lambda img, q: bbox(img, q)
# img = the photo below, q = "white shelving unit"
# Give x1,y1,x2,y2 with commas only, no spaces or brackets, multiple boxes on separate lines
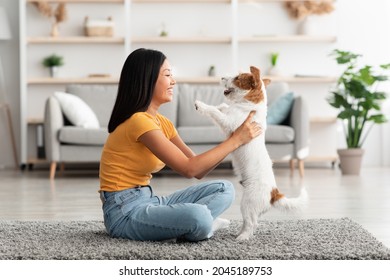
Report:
27,36,126,44
239,35,337,43
19,0,337,167
19,0,130,167
132,36,232,44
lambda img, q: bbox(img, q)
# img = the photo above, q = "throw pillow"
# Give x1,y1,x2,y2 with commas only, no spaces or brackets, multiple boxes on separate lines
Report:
53,91,100,129
267,92,294,125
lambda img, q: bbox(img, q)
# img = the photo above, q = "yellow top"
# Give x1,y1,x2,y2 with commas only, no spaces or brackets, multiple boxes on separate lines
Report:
99,112,177,192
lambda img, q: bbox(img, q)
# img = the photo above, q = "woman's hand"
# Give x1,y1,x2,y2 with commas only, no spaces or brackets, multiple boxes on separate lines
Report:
230,111,262,147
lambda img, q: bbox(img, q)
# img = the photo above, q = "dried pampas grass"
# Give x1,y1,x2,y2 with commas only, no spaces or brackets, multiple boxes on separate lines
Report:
32,1,68,36
284,1,335,20
32,2,53,18
32,1,67,23
55,3,67,23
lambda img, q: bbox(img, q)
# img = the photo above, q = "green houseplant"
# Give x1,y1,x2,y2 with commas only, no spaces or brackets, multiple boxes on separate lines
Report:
42,54,64,77
267,52,281,76
327,49,390,174
271,52,279,67
208,65,216,77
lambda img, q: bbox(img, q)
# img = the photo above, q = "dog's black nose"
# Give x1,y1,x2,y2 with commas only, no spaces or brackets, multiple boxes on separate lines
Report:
224,89,232,95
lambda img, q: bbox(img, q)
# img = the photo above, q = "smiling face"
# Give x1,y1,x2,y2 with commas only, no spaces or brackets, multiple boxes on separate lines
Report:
221,66,271,104
152,59,176,105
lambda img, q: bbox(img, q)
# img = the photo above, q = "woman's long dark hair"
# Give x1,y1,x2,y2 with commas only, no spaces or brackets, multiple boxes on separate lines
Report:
108,48,166,133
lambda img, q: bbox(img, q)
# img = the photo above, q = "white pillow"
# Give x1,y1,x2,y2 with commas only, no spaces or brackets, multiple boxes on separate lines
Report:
53,91,100,129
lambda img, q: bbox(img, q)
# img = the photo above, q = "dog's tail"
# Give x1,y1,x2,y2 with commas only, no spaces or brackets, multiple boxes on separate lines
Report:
270,188,308,212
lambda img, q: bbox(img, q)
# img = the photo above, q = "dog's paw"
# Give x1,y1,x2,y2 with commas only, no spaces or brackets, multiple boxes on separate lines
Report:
194,100,208,114
236,232,251,241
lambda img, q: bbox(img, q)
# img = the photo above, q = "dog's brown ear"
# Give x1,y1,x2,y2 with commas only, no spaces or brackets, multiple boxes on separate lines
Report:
263,78,271,86
250,66,260,88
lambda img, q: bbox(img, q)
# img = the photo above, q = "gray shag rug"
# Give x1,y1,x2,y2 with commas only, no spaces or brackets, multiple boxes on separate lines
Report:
1,218,389,260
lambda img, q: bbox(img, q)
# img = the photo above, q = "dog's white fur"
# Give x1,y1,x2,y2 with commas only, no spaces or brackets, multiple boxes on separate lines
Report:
195,66,308,240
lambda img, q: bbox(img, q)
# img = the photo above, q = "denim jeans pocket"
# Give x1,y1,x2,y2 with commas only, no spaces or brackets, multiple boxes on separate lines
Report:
115,188,141,215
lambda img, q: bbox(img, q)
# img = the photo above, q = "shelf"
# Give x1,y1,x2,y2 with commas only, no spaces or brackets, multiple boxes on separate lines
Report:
28,77,119,85
133,36,336,45
133,0,231,3
133,0,333,2
310,117,337,124
132,36,231,44
27,37,125,44
240,35,337,43
270,76,337,83
24,1,333,6
239,0,334,2
26,0,124,3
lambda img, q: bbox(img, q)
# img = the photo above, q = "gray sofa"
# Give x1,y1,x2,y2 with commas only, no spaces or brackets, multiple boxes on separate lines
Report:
44,82,309,179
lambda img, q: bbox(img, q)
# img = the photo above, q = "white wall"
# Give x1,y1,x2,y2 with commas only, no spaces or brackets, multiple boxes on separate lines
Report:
334,0,390,166
1,0,390,168
0,0,19,169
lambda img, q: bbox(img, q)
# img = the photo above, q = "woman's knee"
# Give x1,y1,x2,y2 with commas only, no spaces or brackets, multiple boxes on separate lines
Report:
183,204,213,241
217,179,235,204
222,179,235,195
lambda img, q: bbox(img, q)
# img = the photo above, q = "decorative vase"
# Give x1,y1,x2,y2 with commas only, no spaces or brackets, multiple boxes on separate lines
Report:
267,66,281,76
51,22,59,37
297,16,316,35
50,66,59,78
337,148,364,175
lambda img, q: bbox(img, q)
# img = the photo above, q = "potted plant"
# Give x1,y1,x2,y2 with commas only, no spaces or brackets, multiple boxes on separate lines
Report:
267,52,281,76
42,54,64,77
159,22,168,37
208,65,216,77
327,49,390,175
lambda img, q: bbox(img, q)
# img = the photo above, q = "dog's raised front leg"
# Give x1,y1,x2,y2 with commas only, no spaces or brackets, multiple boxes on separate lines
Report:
194,100,229,129
216,103,229,112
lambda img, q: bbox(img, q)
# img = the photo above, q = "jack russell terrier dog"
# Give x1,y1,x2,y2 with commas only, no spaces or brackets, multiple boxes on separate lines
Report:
195,66,308,240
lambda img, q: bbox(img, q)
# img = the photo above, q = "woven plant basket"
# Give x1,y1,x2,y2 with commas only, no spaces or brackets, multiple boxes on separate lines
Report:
84,16,114,37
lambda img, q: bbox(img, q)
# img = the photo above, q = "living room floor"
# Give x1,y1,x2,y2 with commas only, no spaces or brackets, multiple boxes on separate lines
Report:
0,166,389,248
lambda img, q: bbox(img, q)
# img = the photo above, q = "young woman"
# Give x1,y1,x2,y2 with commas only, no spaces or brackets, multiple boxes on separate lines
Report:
99,48,261,242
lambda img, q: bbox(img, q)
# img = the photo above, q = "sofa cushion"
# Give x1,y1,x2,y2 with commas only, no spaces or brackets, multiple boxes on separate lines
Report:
266,82,290,105
177,84,225,127
267,92,294,125
54,91,100,129
66,84,118,128
177,126,225,144
58,127,108,145
265,125,294,143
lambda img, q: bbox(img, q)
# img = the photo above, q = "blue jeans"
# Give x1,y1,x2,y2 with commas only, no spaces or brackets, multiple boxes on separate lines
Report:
100,180,235,241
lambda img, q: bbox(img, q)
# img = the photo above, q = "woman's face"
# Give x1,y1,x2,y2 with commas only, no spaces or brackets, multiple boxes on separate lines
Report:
152,59,176,105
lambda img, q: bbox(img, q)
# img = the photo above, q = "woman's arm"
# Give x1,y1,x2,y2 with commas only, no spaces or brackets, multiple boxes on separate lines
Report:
170,134,196,159
169,134,223,179
139,111,261,179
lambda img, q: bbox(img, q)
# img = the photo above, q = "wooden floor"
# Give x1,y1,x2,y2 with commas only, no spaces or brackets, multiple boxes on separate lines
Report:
0,166,389,248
